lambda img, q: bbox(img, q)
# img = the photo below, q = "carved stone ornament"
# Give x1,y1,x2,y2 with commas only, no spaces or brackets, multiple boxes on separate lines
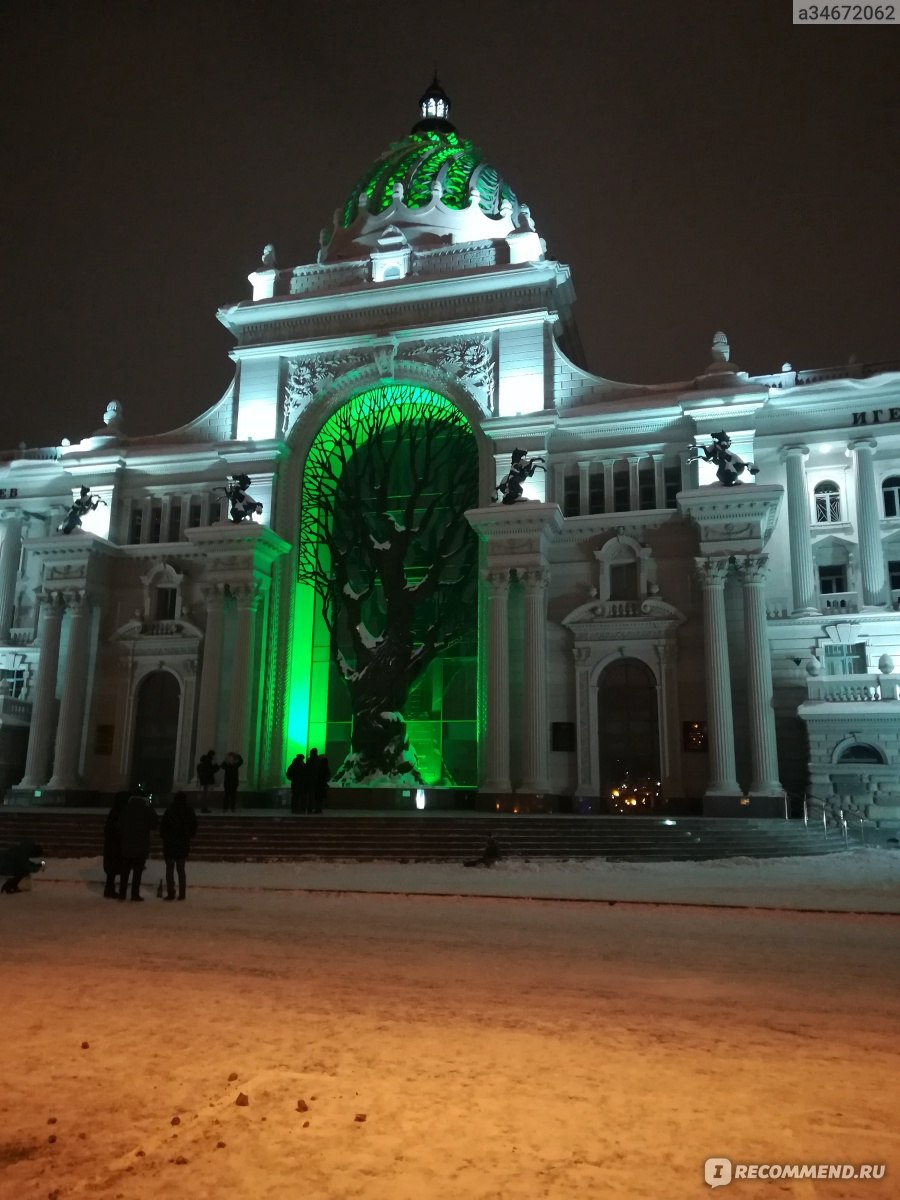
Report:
402,336,495,415
283,352,369,435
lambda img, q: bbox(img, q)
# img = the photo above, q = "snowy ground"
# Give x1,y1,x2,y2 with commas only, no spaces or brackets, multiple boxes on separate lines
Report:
1,853,899,1199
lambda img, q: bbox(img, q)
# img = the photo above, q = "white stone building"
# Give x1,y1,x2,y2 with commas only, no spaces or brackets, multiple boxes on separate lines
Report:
1,82,899,826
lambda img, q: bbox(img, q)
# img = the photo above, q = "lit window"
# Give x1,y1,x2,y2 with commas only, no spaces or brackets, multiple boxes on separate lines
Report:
882,475,900,518
814,480,841,523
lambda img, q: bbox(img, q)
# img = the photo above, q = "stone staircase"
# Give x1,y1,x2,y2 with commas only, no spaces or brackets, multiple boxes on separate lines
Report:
0,809,854,863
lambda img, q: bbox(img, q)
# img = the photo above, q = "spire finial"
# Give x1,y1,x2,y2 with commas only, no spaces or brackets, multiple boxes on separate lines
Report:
412,76,455,134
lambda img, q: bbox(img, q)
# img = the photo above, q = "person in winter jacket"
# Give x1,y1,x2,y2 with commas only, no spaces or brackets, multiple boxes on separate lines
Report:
196,750,220,807
118,792,158,901
286,753,309,814
103,792,128,898
1,840,45,893
221,752,243,813
160,791,198,901
307,748,330,814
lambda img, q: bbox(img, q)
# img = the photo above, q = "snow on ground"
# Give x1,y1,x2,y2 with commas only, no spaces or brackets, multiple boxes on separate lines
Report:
40,846,900,912
1,855,899,1199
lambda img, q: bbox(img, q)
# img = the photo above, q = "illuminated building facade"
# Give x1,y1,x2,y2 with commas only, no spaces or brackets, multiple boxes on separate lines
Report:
2,82,900,827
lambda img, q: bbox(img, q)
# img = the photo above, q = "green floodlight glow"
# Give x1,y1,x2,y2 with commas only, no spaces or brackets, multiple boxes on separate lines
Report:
291,383,479,787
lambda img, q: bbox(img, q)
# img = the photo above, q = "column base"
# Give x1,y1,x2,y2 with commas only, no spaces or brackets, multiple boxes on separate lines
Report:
791,606,820,617
703,793,787,818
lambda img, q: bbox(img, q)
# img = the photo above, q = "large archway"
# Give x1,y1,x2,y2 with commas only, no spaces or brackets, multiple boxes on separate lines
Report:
597,658,660,811
291,383,480,788
130,671,181,795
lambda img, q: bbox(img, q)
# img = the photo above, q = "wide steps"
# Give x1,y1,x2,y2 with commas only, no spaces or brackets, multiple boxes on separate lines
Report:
0,810,850,863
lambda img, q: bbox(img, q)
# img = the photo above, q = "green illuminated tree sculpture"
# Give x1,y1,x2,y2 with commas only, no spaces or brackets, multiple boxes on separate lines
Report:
299,385,479,785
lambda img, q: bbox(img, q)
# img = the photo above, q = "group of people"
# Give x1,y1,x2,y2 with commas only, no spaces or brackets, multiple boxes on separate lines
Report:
196,750,244,812
103,790,197,901
285,748,331,814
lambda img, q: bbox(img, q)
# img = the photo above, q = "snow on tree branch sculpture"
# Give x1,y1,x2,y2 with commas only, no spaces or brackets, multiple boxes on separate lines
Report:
298,385,478,785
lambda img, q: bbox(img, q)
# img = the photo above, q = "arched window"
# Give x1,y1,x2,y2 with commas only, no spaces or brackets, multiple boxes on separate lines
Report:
814,480,841,523
837,743,884,765
882,475,900,518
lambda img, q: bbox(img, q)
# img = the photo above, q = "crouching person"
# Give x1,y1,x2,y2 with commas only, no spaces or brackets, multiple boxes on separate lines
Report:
1,841,45,893
463,834,503,869
160,791,197,901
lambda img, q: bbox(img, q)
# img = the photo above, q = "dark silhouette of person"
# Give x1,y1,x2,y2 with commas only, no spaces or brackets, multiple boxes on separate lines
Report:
286,753,308,814
160,791,198,900
102,792,128,898
222,752,243,813
1,840,44,893
118,792,158,901
196,750,220,809
307,748,330,814
464,833,503,868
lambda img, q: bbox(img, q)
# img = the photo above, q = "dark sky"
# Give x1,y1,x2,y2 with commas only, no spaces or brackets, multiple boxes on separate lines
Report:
2,1,898,449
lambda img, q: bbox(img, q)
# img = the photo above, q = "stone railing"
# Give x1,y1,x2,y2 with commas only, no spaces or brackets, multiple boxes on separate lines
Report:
0,694,32,724
806,673,883,702
819,591,859,615
5,628,33,646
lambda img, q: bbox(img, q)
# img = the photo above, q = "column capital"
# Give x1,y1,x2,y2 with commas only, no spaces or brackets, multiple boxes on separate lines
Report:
780,443,810,462
481,568,510,594
734,553,769,585
572,646,591,664
201,582,226,609
849,437,877,453
232,580,266,610
36,588,66,615
519,567,550,593
62,588,90,613
694,556,730,588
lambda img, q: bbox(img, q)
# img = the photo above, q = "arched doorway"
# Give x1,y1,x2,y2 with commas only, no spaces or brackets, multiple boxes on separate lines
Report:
130,671,181,795
597,658,660,811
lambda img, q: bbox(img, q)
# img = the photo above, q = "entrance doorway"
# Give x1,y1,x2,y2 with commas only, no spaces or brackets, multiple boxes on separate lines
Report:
597,658,660,811
130,670,180,795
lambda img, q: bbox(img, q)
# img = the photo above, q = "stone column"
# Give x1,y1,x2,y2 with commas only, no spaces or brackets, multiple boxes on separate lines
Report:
226,582,263,771
573,647,593,795
628,456,641,511
694,557,740,797
482,569,511,792
603,461,615,514
520,568,551,793
735,555,783,796
0,514,22,641
46,591,92,791
655,642,680,796
578,460,591,517
19,592,65,789
653,455,666,510
850,438,887,607
552,464,565,509
781,445,818,614
194,585,225,771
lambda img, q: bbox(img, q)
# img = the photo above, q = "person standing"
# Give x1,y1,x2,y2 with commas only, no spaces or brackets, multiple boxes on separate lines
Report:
307,747,331,814
222,751,243,813
118,791,158,902
160,791,198,901
1,841,44,893
286,753,307,814
102,792,128,898
196,750,220,809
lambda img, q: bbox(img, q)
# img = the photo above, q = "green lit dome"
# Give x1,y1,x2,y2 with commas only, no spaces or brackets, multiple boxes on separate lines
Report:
338,128,519,230
319,81,536,264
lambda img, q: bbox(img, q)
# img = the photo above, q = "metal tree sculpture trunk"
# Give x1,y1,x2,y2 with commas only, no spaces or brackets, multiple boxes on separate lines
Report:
298,385,479,786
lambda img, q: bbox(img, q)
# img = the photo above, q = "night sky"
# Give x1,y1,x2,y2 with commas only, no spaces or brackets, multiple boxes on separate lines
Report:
3,1,898,450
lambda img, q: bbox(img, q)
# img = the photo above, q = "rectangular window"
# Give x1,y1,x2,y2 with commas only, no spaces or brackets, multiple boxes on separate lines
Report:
664,462,681,509
94,725,114,755
155,587,177,621
818,564,847,594
889,561,900,590
148,502,163,543
609,562,638,601
551,722,576,751
683,722,707,752
187,497,203,528
167,499,182,543
563,475,580,518
128,505,143,545
613,464,630,513
638,462,656,510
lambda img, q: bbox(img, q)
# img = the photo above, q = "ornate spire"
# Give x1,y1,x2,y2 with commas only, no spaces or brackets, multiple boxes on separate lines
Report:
412,75,455,134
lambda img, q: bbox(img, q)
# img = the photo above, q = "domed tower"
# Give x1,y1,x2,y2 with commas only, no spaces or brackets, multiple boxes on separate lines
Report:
319,79,543,267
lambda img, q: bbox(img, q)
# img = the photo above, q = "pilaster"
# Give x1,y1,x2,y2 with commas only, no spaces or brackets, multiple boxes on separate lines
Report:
849,438,887,608
45,590,93,791
519,567,551,793
735,554,783,797
780,445,818,614
481,569,512,792
694,557,740,798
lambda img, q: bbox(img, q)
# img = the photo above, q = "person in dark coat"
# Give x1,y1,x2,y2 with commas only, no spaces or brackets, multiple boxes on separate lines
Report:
118,792,158,901
102,792,128,898
307,748,330,814
1,840,45,893
464,833,503,869
196,750,220,808
286,753,308,814
221,752,243,813
160,791,198,901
